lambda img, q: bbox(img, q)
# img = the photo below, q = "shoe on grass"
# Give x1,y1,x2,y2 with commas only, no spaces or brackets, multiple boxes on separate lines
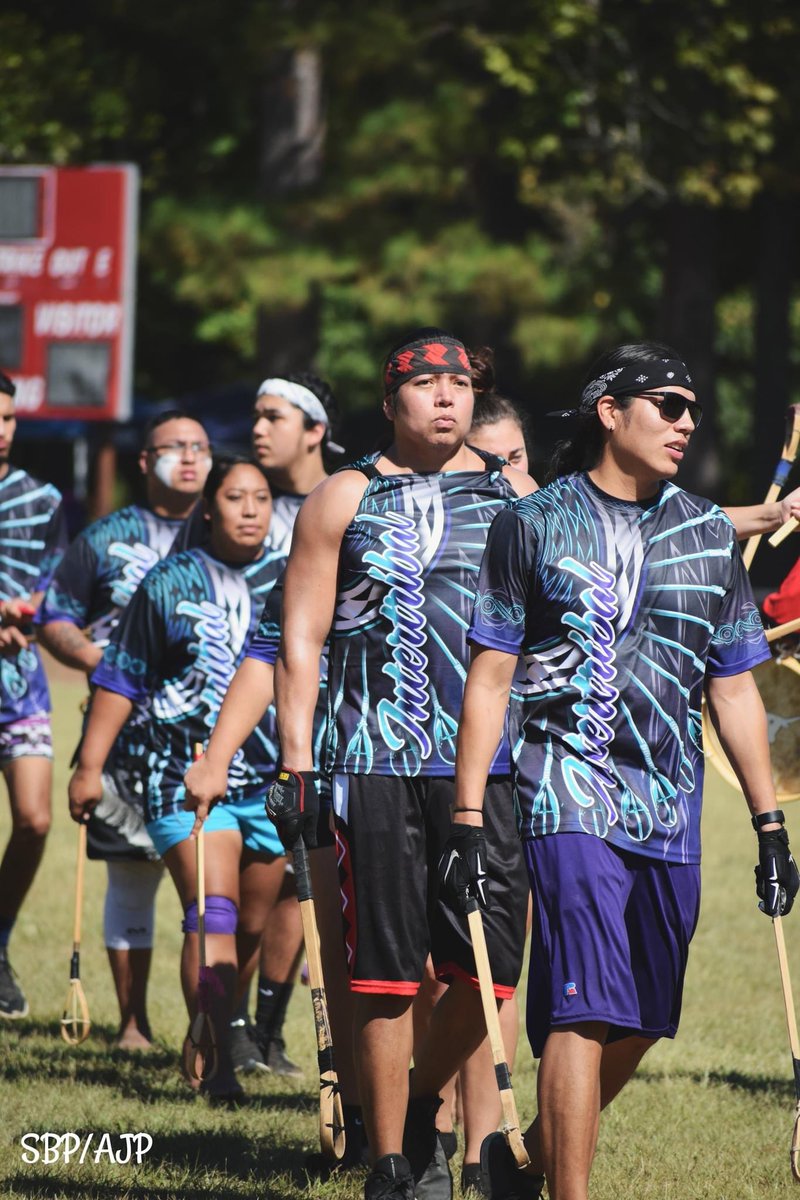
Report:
403,1094,452,1200
262,1034,303,1078
461,1161,489,1197
364,1153,415,1200
0,948,29,1019
478,1132,545,1200
229,1018,268,1073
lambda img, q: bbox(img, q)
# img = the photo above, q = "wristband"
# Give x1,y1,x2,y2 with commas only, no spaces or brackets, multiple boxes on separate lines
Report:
453,807,483,814
752,809,785,831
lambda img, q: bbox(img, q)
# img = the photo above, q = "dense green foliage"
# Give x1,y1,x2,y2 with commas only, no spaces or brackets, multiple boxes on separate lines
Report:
2,1,800,496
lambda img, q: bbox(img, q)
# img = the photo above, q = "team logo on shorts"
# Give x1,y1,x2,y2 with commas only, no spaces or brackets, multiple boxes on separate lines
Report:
563,981,578,997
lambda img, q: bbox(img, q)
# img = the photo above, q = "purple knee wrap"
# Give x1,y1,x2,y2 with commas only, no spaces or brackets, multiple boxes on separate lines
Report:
181,896,238,935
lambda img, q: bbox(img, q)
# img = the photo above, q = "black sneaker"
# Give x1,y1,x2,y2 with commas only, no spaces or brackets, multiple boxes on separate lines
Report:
461,1162,489,1197
364,1153,415,1200
229,1019,268,1073
439,1130,458,1160
403,1095,452,1200
262,1034,304,1079
0,948,28,1019
479,1132,545,1200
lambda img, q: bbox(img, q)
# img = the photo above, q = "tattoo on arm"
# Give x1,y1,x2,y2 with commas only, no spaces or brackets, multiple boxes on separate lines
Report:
40,622,100,673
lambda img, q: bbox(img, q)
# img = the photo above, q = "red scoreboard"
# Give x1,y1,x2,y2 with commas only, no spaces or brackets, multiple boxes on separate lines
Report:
0,164,138,421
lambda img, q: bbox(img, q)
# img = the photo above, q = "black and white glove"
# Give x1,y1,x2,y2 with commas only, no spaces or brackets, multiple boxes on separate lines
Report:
754,817,800,917
266,768,320,852
437,824,490,916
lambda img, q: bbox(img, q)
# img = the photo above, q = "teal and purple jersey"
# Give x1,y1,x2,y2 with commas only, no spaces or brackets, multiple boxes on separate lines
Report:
92,546,287,820
469,472,771,864
326,450,516,778
37,505,184,648
0,468,66,724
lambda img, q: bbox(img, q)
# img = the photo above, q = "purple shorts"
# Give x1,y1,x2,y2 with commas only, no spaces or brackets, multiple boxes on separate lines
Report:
0,713,53,764
524,833,701,1057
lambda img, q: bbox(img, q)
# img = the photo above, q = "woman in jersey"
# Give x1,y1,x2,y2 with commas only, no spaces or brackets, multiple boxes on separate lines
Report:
68,457,288,1099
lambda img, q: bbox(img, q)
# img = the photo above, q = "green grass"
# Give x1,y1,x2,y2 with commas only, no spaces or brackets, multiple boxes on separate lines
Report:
1,674,799,1197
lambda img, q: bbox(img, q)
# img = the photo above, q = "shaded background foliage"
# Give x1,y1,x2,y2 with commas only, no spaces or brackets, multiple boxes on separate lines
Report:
2,0,800,575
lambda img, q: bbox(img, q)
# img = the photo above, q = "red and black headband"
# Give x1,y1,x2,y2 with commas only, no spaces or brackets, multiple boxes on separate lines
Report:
384,336,472,395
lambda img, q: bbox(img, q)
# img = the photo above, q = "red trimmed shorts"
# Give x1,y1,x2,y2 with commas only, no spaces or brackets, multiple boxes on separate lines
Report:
332,773,528,998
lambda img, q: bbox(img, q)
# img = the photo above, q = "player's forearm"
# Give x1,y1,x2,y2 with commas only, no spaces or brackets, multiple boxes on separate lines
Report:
204,656,275,766
706,673,779,820
454,649,515,824
76,688,133,770
275,644,322,770
39,620,102,674
723,503,782,540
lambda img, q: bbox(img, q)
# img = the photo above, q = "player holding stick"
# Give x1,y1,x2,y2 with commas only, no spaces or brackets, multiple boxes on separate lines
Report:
270,329,535,1200
0,370,68,1019
37,410,211,1049
68,458,288,1099
442,341,800,1200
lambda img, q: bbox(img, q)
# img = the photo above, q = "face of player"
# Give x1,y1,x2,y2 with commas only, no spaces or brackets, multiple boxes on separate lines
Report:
141,418,212,498
207,462,272,562
252,394,323,474
469,416,528,473
609,387,696,484
0,392,17,476
384,372,474,450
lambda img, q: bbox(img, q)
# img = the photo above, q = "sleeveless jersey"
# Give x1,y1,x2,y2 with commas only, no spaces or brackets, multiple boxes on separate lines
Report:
468,472,771,864
0,468,66,724
92,546,286,819
326,450,516,777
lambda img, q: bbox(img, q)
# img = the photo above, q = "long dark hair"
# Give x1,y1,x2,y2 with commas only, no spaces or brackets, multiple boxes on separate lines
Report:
547,341,682,481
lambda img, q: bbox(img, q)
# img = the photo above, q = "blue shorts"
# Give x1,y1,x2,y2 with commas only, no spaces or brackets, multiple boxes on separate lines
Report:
147,794,284,859
524,833,701,1057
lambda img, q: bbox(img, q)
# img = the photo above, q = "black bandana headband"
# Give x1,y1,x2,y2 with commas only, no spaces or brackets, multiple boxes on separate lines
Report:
549,358,694,419
384,336,471,394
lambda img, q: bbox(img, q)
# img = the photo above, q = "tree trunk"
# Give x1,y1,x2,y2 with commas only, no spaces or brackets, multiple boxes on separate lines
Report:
260,46,325,195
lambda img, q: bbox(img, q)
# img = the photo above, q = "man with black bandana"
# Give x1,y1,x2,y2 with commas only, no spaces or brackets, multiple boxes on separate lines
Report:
444,341,799,1200
269,330,535,1200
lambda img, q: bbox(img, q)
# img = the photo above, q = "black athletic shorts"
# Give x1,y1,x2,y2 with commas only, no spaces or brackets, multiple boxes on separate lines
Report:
332,773,528,998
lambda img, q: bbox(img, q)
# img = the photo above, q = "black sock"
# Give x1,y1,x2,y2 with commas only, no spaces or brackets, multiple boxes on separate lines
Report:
255,976,293,1042
231,981,251,1024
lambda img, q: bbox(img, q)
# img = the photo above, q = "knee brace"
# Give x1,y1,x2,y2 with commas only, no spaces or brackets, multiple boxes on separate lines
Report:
182,896,238,935
104,859,165,950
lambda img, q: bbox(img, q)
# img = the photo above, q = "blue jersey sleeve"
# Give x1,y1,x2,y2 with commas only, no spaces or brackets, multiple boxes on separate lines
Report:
468,507,535,655
91,580,163,704
706,542,771,677
36,533,98,628
35,499,69,592
246,571,283,665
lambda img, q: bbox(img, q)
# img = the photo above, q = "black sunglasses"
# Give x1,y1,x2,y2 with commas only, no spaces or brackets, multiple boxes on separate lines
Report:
638,391,703,429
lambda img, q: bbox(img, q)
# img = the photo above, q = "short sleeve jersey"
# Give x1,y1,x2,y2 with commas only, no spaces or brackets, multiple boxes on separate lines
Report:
92,546,287,819
0,468,66,724
37,505,184,648
326,450,517,778
468,472,771,864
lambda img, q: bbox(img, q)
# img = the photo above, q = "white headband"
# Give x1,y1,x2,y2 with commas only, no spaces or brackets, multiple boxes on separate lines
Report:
256,377,329,425
256,377,345,454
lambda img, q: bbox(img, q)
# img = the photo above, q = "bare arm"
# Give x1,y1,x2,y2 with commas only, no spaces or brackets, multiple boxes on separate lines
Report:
68,687,133,822
453,645,518,827
185,656,275,831
39,620,103,675
502,464,539,498
705,671,781,827
724,485,800,540
275,472,366,770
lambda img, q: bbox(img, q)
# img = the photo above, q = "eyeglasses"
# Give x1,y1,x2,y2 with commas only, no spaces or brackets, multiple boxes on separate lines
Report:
146,441,211,456
639,392,703,429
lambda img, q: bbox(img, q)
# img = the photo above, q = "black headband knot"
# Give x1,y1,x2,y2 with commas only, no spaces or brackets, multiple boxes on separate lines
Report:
547,358,694,420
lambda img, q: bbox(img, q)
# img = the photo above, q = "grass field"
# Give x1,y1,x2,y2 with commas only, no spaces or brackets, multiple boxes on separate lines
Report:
1,672,799,1198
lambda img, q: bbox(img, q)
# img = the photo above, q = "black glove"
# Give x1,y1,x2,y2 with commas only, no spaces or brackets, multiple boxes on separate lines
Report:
266,768,320,852
437,823,490,916
755,827,800,917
